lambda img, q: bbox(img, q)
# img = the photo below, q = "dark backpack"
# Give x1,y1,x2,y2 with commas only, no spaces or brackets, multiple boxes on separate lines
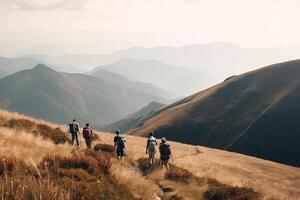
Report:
160,144,171,160
117,137,125,151
83,128,93,139
69,123,76,134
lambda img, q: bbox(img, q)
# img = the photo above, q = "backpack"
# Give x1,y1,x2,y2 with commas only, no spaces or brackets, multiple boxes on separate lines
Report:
160,144,171,160
69,123,76,134
148,137,156,153
117,136,125,151
83,128,93,139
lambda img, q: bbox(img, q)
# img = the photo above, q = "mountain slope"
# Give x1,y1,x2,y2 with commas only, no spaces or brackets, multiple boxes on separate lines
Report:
101,101,165,132
0,64,167,126
92,69,175,99
129,59,300,167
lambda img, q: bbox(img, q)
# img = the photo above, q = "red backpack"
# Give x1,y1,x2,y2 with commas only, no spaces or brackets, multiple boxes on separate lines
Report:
83,127,93,139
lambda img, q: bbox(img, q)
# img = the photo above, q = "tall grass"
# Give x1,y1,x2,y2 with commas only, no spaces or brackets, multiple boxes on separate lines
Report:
0,127,71,164
0,109,299,200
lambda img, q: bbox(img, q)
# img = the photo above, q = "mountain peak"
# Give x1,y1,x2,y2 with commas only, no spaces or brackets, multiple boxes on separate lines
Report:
33,64,56,73
34,63,50,69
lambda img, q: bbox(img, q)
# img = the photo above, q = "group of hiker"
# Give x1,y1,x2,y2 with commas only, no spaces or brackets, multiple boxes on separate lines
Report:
69,119,172,169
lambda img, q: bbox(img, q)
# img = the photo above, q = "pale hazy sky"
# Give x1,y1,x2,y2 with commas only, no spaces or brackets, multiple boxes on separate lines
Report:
0,0,300,56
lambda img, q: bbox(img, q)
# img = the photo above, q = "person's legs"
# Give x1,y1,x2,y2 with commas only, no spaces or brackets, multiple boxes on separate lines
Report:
152,152,156,165
117,150,121,160
85,139,92,149
71,133,76,145
75,133,79,146
149,152,156,166
165,160,170,170
161,160,169,170
120,150,125,164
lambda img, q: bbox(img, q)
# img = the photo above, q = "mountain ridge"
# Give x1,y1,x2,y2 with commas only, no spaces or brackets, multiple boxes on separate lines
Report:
0,64,167,126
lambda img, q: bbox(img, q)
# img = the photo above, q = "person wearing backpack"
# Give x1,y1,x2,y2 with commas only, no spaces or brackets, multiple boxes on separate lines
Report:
82,123,94,149
69,119,80,147
159,137,172,170
113,130,126,163
146,132,158,166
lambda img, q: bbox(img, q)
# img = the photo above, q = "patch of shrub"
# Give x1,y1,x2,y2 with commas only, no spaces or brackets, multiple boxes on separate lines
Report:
36,124,70,144
137,158,154,175
165,165,193,183
56,168,95,181
204,183,260,200
94,143,114,153
57,155,99,175
84,150,113,175
0,156,39,177
2,118,70,144
2,118,35,130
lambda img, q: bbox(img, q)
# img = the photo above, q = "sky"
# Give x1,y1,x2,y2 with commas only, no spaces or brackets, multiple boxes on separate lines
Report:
0,0,300,56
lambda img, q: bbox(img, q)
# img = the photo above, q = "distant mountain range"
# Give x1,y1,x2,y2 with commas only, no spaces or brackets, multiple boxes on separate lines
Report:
3,42,300,96
90,58,220,96
31,42,300,73
101,101,165,133
128,59,300,167
91,68,176,99
0,64,168,126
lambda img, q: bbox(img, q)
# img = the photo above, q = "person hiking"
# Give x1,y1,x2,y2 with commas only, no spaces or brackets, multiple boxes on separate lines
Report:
69,119,80,146
114,130,126,163
82,123,94,149
146,132,158,166
159,137,172,170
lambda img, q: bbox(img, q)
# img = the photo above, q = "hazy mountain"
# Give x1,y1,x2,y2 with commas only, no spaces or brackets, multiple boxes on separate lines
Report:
36,42,300,74
165,72,221,96
129,59,300,167
101,101,166,133
32,42,300,96
0,64,167,126
31,54,106,72
110,42,300,75
91,58,205,95
0,70,7,79
92,69,176,99
0,56,40,75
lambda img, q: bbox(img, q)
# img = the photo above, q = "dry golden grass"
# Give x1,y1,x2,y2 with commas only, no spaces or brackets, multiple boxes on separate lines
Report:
96,131,300,200
0,109,299,200
0,127,71,164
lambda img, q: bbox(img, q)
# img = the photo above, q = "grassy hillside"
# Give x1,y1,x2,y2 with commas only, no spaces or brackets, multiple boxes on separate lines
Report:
0,64,167,126
129,59,300,167
0,109,299,200
101,101,166,132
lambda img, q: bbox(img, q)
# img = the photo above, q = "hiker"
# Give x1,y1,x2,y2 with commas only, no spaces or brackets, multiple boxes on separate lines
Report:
114,130,126,163
82,123,94,149
146,132,158,166
159,137,172,170
69,119,80,146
